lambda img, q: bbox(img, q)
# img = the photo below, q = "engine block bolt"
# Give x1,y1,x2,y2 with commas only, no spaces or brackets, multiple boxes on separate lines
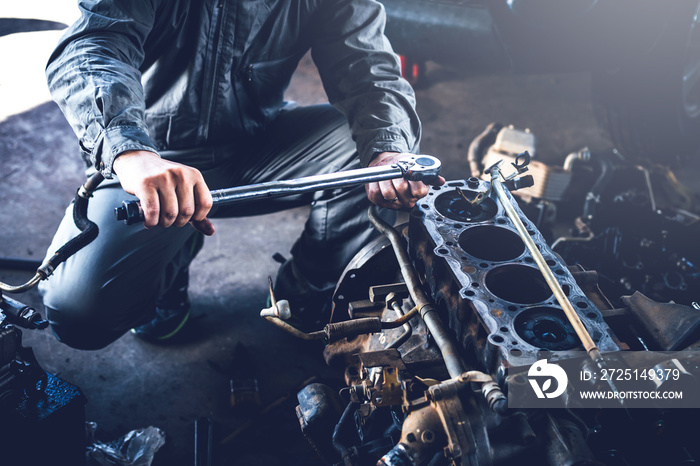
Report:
467,177,480,189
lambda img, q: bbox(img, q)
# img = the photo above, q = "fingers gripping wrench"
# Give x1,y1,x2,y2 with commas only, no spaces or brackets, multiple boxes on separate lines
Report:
114,155,442,225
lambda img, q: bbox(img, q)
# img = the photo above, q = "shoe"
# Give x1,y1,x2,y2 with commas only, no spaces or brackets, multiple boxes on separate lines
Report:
131,302,191,342
132,233,203,342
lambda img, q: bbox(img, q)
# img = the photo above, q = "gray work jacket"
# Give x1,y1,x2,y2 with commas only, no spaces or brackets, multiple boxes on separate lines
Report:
46,0,421,179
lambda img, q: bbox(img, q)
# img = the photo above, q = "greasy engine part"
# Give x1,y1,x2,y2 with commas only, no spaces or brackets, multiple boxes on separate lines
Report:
280,130,700,465
290,178,616,465
0,300,86,465
488,159,601,360
552,164,700,308
406,177,619,376
287,169,700,465
470,124,700,308
477,125,573,203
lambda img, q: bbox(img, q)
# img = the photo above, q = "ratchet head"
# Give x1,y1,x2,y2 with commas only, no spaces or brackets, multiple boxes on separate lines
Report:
395,155,442,182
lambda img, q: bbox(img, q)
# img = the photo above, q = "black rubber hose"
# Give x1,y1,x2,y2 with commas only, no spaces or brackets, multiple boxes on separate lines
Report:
41,173,104,276
332,401,360,466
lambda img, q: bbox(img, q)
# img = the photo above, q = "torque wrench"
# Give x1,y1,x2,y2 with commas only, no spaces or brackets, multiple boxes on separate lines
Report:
114,154,441,225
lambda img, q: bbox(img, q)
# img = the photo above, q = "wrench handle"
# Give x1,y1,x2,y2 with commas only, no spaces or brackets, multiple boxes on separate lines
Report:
114,154,441,225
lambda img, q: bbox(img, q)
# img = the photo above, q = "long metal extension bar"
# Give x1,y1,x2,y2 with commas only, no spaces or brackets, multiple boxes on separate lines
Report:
489,163,602,361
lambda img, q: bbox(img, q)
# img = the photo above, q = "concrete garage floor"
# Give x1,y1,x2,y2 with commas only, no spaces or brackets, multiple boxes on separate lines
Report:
0,3,627,465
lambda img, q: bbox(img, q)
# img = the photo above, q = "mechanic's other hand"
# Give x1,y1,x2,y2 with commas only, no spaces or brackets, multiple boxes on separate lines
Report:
113,150,215,235
365,152,445,209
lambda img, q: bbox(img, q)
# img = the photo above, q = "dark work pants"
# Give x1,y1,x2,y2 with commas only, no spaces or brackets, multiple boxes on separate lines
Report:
40,104,389,349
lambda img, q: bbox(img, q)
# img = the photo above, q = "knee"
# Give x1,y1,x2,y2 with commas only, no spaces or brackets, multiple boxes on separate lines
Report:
45,305,121,350
41,280,129,350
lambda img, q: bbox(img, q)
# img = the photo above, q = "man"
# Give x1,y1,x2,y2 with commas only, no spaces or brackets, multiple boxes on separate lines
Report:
40,0,439,349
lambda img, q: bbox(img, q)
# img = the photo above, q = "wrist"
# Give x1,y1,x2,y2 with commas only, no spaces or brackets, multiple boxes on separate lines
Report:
113,150,160,176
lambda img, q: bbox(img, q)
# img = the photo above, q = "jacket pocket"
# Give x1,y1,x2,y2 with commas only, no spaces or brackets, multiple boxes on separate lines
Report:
243,54,302,121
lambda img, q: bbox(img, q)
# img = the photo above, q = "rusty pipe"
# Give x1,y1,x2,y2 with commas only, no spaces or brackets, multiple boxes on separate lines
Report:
381,305,419,329
368,206,466,378
262,316,326,340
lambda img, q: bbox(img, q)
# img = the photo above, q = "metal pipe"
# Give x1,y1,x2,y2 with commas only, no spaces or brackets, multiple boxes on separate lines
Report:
490,167,600,357
637,165,657,213
262,316,326,340
368,206,467,378
386,301,413,349
0,274,42,293
381,305,419,329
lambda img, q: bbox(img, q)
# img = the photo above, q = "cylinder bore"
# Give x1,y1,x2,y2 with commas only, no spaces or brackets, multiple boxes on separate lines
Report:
485,264,552,304
459,226,525,262
434,190,497,222
514,307,583,351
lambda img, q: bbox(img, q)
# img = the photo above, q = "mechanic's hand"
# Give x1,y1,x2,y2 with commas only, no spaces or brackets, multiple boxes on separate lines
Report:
113,150,215,235
365,152,445,209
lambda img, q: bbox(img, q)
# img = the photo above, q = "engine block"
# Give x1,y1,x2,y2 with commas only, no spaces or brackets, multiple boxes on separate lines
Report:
408,178,620,377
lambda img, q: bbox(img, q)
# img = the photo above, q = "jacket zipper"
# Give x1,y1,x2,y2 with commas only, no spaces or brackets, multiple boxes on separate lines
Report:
198,1,225,141
231,0,249,134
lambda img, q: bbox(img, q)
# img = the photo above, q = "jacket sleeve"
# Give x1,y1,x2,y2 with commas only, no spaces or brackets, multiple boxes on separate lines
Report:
310,0,421,167
46,0,159,178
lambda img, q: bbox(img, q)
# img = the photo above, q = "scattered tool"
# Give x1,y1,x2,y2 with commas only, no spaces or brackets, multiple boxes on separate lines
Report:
114,155,442,224
229,343,261,413
220,376,319,445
